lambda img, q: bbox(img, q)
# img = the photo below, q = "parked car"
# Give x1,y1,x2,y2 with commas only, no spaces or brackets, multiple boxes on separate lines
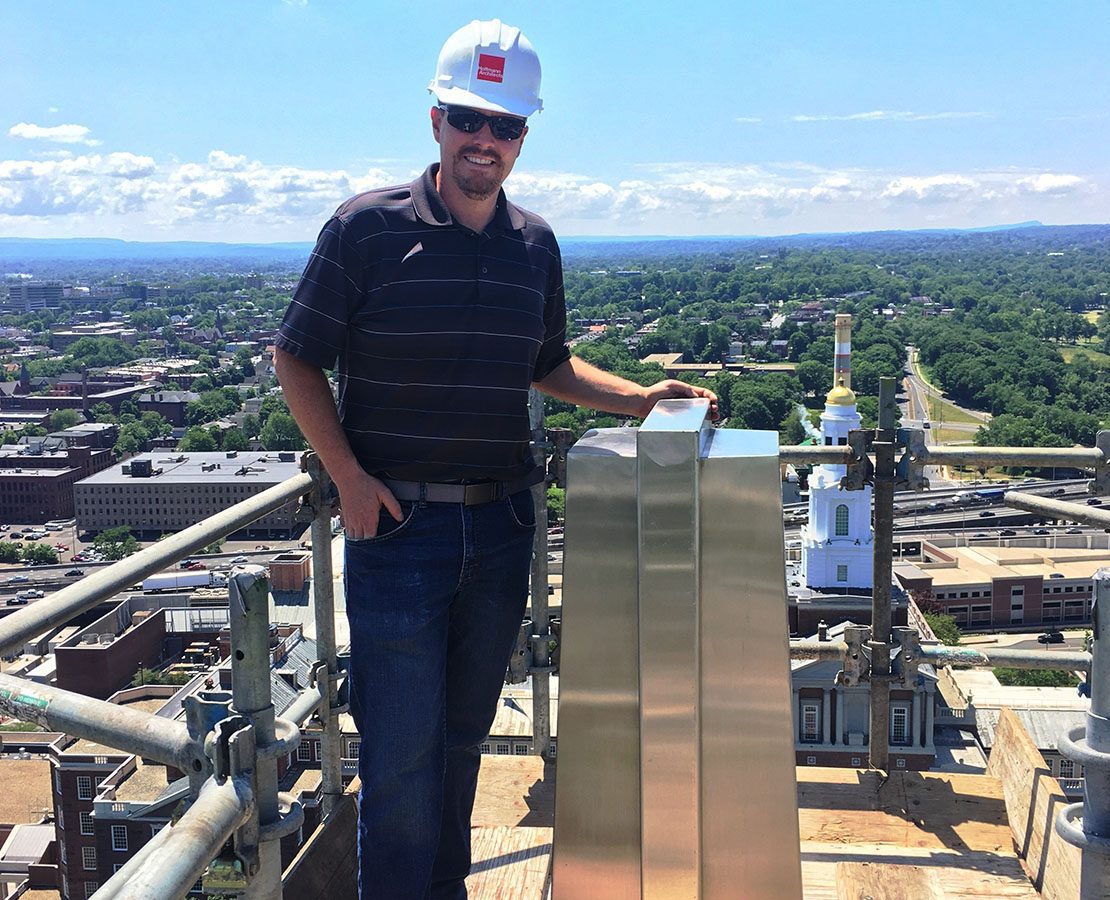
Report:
1038,631,1066,644
254,545,271,551
9,533,23,540
64,568,84,577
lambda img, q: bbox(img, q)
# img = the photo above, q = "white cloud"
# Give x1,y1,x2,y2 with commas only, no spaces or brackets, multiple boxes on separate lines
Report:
9,122,101,145
734,116,762,124
792,110,990,123
0,144,1098,239
47,107,59,114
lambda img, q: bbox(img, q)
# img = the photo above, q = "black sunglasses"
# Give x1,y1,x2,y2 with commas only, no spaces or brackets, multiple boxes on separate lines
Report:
437,105,527,142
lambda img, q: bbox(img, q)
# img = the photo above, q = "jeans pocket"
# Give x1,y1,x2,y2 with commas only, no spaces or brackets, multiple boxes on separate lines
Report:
346,502,417,544
505,489,536,530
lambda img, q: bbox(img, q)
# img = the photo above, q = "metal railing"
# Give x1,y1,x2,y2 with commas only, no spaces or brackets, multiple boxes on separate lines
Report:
0,457,344,900
1,390,1106,896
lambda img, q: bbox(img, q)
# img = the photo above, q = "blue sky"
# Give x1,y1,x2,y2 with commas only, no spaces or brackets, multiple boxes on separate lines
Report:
2,1,1108,241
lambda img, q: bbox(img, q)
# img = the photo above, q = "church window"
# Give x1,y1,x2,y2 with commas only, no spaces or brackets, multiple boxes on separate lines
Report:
835,505,849,536
836,564,848,582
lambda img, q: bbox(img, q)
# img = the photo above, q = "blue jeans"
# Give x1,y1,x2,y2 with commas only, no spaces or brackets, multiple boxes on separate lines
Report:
344,489,536,899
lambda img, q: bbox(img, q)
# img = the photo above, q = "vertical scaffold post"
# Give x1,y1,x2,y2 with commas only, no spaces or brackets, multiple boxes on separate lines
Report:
307,454,344,816
1056,569,1110,898
528,388,552,759
229,566,282,899
869,377,897,771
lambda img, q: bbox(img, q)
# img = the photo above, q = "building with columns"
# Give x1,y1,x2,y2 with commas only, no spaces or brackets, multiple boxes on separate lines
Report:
801,313,874,590
791,621,938,770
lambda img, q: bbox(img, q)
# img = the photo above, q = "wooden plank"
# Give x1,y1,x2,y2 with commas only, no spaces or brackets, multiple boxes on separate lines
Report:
985,706,1080,900
834,860,943,899
471,754,554,827
797,769,1012,853
466,825,552,899
803,843,1040,899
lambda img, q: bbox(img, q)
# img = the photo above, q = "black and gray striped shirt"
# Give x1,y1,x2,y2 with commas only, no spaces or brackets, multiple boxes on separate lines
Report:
276,164,570,482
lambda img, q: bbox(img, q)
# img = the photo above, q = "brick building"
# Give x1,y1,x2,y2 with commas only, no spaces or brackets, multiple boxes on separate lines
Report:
74,451,303,538
894,542,1110,630
0,443,114,523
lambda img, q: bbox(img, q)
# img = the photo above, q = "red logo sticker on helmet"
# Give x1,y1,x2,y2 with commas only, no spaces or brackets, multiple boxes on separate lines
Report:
476,54,505,83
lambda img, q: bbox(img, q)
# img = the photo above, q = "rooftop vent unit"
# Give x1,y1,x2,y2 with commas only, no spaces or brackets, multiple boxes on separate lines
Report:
201,463,216,472
226,451,238,459
278,452,296,463
130,459,153,478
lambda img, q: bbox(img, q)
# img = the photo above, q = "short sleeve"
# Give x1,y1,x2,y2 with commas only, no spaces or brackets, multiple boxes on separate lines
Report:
532,239,571,381
275,218,359,368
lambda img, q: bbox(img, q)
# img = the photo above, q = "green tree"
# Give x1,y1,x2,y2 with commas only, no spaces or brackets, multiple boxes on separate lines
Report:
0,543,22,564
180,427,218,452
546,485,565,525
48,409,81,431
994,668,1080,687
21,543,59,565
923,612,961,646
259,412,306,451
222,427,249,451
241,413,261,438
93,526,139,561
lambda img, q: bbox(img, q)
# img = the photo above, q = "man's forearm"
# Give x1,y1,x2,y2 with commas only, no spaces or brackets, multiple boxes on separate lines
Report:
273,348,364,484
533,356,651,417
534,356,719,420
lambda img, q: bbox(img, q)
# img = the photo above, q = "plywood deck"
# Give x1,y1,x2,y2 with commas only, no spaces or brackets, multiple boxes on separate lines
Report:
465,757,1042,899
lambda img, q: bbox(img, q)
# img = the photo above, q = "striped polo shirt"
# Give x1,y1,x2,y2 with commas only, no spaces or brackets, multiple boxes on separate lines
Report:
276,164,570,483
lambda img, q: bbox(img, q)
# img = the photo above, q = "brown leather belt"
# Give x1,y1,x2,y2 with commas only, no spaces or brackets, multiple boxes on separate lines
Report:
381,469,544,506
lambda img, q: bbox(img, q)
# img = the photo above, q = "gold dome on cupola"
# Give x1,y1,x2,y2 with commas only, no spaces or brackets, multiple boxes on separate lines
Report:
825,378,856,407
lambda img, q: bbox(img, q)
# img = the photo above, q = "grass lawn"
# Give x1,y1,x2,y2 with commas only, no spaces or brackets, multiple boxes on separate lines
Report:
933,426,977,444
1058,344,1110,367
925,393,985,425
1083,311,1101,324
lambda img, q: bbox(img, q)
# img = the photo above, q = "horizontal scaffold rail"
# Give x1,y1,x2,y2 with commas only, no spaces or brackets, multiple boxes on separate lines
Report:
779,440,1107,472
0,472,314,657
789,639,1092,672
1005,492,1110,529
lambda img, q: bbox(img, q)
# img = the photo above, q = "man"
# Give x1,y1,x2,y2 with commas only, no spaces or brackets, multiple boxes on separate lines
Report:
275,19,716,899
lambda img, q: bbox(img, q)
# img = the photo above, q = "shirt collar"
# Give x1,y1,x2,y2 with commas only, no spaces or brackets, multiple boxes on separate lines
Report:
412,164,527,233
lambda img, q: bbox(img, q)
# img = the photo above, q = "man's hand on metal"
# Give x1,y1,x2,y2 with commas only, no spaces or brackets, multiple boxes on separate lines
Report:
335,470,403,539
639,380,720,421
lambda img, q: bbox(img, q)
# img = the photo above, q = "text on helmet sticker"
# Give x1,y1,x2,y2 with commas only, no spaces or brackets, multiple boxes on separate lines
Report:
476,54,505,83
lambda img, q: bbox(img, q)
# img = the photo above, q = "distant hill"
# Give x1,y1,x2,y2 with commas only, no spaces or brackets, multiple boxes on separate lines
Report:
3,222,1110,272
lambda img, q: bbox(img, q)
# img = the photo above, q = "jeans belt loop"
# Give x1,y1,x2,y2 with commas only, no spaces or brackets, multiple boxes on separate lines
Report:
418,482,428,508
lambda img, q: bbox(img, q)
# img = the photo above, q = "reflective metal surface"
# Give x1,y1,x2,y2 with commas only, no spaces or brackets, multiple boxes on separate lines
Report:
554,400,802,899
553,428,642,898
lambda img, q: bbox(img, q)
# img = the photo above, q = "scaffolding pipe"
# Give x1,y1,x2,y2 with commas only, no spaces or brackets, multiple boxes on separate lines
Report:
1054,569,1110,899
283,680,328,730
307,455,344,816
917,445,1105,469
1004,492,1110,529
528,388,552,759
229,566,283,899
919,645,1092,671
0,673,203,774
107,773,254,900
0,472,313,657
779,446,855,466
788,640,850,661
869,377,897,771
92,814,185,900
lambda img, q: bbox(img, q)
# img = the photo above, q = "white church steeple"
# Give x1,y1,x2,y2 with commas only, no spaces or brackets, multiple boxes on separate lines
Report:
800,314,874,590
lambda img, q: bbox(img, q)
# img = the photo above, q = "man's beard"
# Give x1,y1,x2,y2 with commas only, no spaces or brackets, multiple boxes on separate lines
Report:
450,147,505,200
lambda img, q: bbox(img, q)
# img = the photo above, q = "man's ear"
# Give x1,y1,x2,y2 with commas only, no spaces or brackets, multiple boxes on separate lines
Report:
430,106,443,144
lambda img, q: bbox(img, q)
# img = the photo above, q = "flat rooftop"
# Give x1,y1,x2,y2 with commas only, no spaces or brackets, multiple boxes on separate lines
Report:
77,451,301,486
900,543,1110,588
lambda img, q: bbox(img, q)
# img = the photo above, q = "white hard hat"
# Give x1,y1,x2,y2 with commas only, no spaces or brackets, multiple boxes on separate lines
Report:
428,19,543,118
